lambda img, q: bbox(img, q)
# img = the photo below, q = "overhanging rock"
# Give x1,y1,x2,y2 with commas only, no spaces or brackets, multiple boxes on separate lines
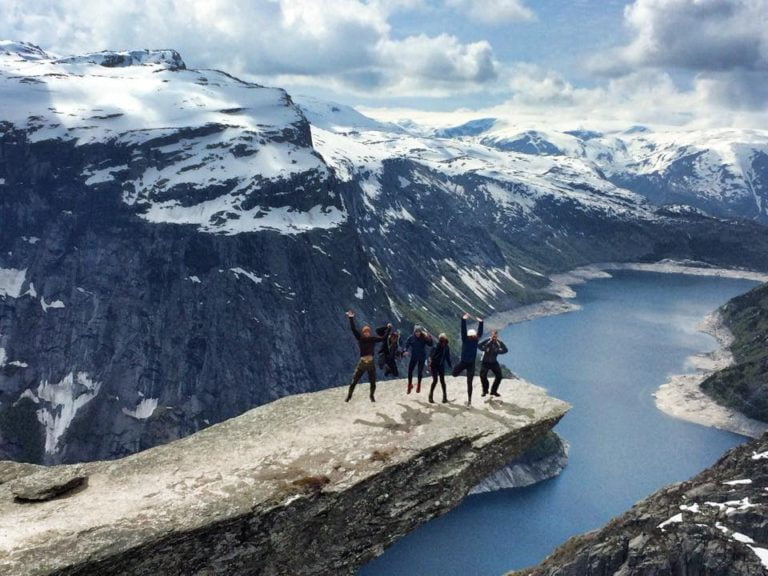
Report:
0,377,569,575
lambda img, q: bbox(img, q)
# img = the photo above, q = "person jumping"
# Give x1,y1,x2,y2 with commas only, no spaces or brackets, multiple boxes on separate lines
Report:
377,327,402,377
452,313,483,406
345,310,389,402
479,330,509,397
404,325,433,393
429,333,452,404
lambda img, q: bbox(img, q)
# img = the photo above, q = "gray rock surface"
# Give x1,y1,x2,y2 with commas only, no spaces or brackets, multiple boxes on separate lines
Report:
0,462,43,486
510,433,768,576
471,430,568,493
0,377,569,576
9,466,86,502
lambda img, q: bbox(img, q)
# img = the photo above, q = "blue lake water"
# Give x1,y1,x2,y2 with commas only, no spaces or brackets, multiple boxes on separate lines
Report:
360,271,759,576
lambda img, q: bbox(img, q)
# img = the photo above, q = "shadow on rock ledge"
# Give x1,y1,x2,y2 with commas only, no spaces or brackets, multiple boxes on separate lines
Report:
0,377,568,576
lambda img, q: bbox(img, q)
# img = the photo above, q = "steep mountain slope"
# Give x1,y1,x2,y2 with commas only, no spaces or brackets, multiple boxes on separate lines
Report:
0,42,390,464
2,42,768,464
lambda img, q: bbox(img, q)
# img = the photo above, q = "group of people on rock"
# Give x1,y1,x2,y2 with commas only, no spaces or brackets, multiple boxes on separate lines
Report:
345,310,509,406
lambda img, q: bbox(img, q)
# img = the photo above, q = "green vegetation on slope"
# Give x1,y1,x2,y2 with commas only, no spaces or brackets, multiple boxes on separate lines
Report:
701,282,768,422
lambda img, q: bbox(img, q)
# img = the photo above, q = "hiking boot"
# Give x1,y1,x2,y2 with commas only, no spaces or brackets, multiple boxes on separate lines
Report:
428,396,435,404
465,399,471,407
369,396,376,403
407,384,413,394
481,391,488,397
442,397,448,403
491,392,501,397
416,384,421,393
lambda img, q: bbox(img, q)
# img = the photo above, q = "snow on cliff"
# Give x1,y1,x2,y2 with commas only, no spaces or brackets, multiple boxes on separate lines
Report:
0,41,343,236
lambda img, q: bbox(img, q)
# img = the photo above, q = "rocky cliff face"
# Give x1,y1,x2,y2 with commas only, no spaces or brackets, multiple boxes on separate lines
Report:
0,377,569,576
510,433,768,576
3,42,768,465
470,430,568,494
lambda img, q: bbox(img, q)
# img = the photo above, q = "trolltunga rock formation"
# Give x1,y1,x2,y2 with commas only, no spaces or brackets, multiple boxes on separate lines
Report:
0,377,568,576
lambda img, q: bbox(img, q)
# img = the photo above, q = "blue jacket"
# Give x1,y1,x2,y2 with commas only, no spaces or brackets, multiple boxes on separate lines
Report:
459,318,484,363
404,332,433,360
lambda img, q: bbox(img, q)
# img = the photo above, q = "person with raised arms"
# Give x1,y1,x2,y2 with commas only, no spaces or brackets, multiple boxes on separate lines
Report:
452,313,483,406
345,310,390,402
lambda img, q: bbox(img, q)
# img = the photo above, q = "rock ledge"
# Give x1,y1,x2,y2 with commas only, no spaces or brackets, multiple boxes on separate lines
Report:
0,377,568,576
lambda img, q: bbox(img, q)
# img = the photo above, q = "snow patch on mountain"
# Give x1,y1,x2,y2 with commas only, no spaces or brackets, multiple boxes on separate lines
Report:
56,49,185,70
122,397,159,420
41,298,65,312
30,372,103,454
230,268,263,285
0,268,26,299
0,48,306,146
140,198,345,236
296,96,401,134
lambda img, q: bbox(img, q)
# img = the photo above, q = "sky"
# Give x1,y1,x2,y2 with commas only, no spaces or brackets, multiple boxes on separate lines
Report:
3,0,767,129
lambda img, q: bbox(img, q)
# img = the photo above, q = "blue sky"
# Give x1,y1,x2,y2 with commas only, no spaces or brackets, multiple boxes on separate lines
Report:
3,0,767,127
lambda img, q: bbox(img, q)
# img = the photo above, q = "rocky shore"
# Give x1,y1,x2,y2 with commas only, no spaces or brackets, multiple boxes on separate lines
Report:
655,311,768,438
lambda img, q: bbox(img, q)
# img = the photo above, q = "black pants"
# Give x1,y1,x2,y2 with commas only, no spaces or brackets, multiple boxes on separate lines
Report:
382,357,399,377
452,360,476,402
480,362,503,395
408,356,426,389
429,364,448,402
346,358,376,401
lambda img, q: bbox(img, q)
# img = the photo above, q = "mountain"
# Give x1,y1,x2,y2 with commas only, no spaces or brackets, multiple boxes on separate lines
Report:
3,42,768,464
436,118,768,223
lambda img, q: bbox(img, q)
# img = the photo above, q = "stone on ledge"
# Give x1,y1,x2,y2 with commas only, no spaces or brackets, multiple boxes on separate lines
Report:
0,377,569,576
10,466,87,502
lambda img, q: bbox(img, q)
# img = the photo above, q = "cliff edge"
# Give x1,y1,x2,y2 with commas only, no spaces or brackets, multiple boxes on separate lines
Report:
0,377,568,576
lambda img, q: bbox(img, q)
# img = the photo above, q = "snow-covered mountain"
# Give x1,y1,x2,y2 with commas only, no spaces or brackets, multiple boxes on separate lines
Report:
434,116,768,223
2,42,768,464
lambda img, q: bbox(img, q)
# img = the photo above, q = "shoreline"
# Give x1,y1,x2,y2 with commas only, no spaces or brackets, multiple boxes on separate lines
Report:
487,259,768,438
654,311,768,439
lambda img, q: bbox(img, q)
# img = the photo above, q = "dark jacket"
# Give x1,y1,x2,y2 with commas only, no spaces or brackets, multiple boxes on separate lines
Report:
459,317,484,364
404,332,433,360
479,337,508,364
350,317,388,357
430,341,453,370
377,329,401,361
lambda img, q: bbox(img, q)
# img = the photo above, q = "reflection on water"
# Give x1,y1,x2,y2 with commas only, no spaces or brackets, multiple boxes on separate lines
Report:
360,271,758,576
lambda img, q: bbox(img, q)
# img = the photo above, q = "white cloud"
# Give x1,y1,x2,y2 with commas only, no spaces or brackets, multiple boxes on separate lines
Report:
619,0,768,72
445,0,535,24
0,0,501,97
591,0,768,110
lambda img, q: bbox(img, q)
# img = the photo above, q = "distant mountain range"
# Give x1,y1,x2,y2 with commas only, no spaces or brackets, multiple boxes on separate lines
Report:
2,41,768,463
